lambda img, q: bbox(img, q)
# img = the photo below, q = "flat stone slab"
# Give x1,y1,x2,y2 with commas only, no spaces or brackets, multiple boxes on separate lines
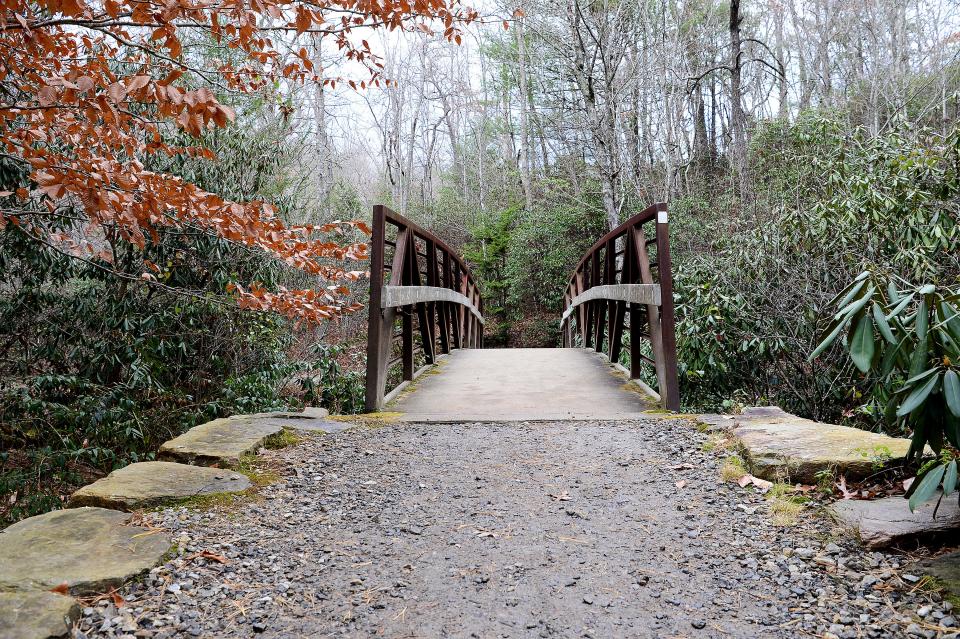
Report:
0,590,79,639
915,551,960,598
159,415,283,465
831,495,960,549
68,461,250,510
392,348,657,421
734,406,913,483
695,413,736,432
0,507,171,595
159,409,328,465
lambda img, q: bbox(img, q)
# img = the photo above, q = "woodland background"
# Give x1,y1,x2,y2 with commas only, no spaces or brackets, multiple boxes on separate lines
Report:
3,0,960,525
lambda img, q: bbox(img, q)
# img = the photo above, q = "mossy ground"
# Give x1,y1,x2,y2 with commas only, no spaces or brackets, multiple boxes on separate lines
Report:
720,455,747,482
330,411,403,429
765,482,810,527
265,429,303,449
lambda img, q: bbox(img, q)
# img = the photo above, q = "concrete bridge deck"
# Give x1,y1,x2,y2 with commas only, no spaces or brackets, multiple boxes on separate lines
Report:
390,348,657,422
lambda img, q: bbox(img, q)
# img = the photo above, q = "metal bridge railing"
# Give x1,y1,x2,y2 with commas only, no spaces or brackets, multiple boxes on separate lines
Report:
560,202,680,411
364,205,483,411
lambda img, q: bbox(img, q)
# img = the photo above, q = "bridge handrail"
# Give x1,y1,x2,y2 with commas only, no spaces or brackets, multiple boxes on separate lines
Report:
559,202,680,410
365,205,483,411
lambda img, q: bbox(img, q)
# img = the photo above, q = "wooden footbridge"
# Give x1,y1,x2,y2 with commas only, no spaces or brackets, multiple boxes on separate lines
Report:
364,203,680,420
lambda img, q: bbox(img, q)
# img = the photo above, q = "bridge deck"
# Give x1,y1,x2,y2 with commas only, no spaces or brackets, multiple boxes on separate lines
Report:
390,348,657,421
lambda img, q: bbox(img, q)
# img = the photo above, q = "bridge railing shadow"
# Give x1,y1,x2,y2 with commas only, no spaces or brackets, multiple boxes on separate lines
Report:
560,202,680,411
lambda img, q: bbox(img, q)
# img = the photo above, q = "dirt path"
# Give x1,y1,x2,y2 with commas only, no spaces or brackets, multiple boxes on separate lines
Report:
79,419,953,638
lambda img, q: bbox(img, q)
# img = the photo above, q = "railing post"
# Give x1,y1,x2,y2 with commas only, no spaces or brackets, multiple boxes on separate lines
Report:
655,203,680,411
364,205,390,411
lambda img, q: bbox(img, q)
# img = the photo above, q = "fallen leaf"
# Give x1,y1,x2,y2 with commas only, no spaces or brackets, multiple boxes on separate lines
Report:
675,480,687,489
836,475,855,500
737,474,773,492
185,550,229,564
49,583,69,596
903,477,915,492
111,590,125,608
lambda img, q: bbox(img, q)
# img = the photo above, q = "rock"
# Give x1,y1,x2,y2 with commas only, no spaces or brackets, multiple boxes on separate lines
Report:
251,408,353,434
734,406,914,482
914,551,960,600
0,590,79,639
0,508,171,594
158,415,287,465
68,462,251,511
830,495,960,549
693,414,735,433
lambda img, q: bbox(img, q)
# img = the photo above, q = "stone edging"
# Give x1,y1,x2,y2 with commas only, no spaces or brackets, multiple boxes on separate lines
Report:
0,407,337,639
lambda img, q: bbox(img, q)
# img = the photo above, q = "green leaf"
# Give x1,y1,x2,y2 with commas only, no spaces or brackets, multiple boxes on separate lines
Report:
897,371,940,417
872,303,896,344
886,294,914,320
945,370,960,418
887,281,900,304
880,337,905,377
835,287,874,321
916,300,929,340
849,314,875,373
942,302,960,342
909,463,946,512
909,334,929,379
946,417,960,449
830,279,866,309
809,319,848,361
902,366,940,387
943,460,958,498
919,284,936,295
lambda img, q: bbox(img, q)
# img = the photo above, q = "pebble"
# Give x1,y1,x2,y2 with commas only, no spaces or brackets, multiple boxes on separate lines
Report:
72,421,960,639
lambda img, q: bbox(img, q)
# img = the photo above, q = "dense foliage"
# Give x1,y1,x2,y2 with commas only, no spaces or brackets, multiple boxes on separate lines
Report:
464,190,607,346
673,115,960,421
812,273,959,511
0,112,365,525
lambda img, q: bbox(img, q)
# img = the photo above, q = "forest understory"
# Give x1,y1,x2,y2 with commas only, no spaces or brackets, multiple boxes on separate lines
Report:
2,0,960,534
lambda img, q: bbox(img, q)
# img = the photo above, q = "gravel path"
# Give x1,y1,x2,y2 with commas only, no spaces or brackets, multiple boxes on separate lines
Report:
77,418,956,638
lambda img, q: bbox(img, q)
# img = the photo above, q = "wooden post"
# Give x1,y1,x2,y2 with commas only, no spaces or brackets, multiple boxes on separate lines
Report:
365,206,403,411
655,203,681,411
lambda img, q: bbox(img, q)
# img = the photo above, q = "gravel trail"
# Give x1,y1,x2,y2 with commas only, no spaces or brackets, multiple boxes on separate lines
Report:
78,419,956,638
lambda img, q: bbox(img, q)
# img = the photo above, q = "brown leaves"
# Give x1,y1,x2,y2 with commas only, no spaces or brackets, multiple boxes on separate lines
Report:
2,0,470,327
737,474,774,492
185,550,229,564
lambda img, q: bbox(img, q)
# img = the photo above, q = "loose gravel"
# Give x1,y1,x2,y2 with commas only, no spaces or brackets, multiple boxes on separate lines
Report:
76,418,958,638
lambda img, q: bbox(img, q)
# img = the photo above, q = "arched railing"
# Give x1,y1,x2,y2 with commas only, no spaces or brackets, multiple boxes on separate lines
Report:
560,202,679,410
365,205,483,411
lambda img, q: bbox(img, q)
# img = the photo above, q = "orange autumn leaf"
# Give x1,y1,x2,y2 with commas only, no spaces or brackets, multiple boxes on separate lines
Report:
1,0,476,324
